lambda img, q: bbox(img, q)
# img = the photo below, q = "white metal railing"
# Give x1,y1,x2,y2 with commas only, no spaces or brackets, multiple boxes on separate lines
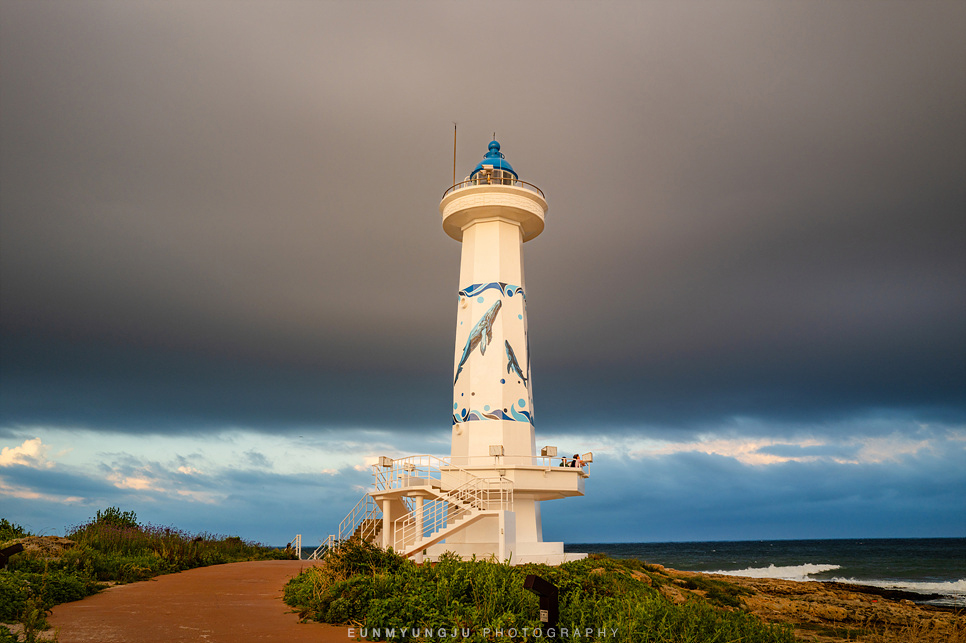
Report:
392,475,512,554
307,534,337,560
338,493,381,541
441,174,545,200
446,454,587,468
372,454,476,493
309,493,383,561
290,534,302,559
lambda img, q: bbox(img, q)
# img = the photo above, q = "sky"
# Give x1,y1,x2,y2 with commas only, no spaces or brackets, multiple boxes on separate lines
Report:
1,1,964,549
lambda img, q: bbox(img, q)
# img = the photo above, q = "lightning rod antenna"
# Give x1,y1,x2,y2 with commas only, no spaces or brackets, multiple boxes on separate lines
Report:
453,122,458,186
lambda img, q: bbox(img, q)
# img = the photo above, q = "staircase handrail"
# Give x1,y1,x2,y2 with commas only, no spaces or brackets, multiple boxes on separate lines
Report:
392,475,512,554
307,534,338,560
338,493,381,542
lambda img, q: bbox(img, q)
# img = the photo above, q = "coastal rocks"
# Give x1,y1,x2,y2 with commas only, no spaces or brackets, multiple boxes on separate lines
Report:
699,572,964,643
807,602,849,622
658,584,688,605
629,570,652,586
7,536,75,557
632,564,962,642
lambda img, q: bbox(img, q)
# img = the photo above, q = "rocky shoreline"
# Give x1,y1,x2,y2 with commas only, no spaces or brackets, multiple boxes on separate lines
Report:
647,564,963,643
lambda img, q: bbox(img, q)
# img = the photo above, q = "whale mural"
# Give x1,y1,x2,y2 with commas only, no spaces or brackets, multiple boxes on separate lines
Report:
505,339,528,387
454,299,502,385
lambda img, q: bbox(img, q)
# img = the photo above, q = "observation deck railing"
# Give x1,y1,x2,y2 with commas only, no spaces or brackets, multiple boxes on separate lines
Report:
447,454,587,469
442,175,545,200
372,454,476,492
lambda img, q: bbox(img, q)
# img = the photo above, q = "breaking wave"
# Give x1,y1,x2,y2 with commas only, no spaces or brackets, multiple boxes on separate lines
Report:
704,563,841,581
828,577,966,606
703,564,966,606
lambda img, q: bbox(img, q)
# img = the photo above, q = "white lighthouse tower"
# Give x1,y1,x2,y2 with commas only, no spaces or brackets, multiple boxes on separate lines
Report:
315,140,586,565
436,140,586,563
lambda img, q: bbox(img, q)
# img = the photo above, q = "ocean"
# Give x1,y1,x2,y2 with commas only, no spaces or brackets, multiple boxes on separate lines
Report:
564,538,966,607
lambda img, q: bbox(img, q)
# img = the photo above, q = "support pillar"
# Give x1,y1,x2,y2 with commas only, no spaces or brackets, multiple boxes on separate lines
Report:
381,497,392,550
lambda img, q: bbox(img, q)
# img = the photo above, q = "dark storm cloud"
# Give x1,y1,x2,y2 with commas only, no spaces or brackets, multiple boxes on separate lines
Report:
0,331,445,432
1,1,964,438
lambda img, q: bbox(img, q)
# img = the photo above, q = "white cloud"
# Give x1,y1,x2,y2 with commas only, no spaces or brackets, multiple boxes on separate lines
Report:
607,423,966,467
0,437,54,469
626,436,825,465
0,477,84,503
853,432,937,463
107,471,159,491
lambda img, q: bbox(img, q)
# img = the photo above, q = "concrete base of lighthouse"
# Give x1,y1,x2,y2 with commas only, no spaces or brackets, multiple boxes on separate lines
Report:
424,528,586,566
421,463,589,565
424,541,585,566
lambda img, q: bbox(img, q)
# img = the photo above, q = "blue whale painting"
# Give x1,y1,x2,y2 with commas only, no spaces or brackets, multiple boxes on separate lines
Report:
454,299,502,385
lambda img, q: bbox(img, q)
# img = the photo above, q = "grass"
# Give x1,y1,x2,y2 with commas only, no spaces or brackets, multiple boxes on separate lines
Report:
862,616,966,643
283,540,796,642
0,509,295,641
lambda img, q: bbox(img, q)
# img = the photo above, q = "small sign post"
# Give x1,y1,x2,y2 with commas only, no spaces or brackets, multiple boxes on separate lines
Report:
524,574,558,627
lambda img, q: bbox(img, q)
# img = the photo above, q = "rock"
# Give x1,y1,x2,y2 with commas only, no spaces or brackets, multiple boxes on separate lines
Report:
647,567,965,642
630,570,652,585
658,584,688,605
9,536,76,557
809,602,850,622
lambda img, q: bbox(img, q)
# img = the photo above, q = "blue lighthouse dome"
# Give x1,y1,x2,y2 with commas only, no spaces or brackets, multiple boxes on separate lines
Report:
470,140,518,179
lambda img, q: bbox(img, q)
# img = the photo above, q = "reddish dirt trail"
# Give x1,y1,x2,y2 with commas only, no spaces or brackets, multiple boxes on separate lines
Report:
47,560,347,642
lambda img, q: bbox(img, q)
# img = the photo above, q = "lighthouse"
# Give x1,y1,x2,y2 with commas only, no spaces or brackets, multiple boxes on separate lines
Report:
315,140,586,565
443,140,542,465
435,140,586,563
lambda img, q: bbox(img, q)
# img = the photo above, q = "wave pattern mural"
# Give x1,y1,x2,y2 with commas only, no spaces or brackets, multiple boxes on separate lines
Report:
459,282,525,300
453,407,528,425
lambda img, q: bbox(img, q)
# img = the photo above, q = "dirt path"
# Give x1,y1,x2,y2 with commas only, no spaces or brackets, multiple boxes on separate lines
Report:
47,560,348,642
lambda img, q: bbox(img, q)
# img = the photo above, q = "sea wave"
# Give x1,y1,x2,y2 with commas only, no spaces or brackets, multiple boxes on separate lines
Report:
703,563,841,582
702,564,966,606
828,577,966,606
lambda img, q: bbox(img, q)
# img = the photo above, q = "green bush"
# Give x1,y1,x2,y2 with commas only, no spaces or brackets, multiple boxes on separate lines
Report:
284,546,795,643
0,567,89,622
0,519,28,543
92,507,139,530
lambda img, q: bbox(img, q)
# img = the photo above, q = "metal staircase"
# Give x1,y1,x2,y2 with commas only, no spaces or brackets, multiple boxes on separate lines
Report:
314,455,513,560
391,474,512,557
308,493,382,559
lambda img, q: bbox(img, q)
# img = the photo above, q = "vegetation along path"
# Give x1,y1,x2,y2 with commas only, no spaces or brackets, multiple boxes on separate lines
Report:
47,560,345,643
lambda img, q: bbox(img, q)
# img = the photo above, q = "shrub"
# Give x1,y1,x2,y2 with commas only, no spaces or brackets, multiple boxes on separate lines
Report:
92,507,139,530
0,567,89,622
284,550,795,643
0,519,28,543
